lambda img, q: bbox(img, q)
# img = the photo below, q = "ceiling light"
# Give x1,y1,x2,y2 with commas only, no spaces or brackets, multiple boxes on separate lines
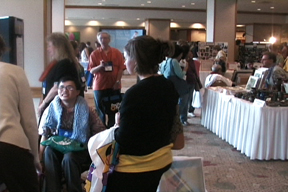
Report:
147,1,151,4
170,22,180,28
65,20,72,25
191,23,205,29
237,25,245,27
182,5,186,8
137,18,140,20
191,3,195,5
88,21,100,26
115,21,127,26
251,1,256,3
98,3,102,5
270,7,274,9
257,8,261,11
141,4,144,6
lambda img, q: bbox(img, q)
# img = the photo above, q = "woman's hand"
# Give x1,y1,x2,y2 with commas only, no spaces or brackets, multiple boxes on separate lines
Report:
113,80,121,90
35,161,43,175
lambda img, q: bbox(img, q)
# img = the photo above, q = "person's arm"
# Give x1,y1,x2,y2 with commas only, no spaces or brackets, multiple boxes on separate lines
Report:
88,51,104,74
38,106,49,167
89,108,107,135
16,67,42,172
37,84,58,116
172,59,185,79
272,67,288,82
113,69,124,90
39,135,47,164
173,132,185,150
84,47,90,59
171,105,184,150
217,75,233,86
89,60,105,74
113,51,125,90
204,74,215,88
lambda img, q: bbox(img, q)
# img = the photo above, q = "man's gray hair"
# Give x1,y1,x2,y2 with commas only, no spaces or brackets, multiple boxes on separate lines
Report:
97,32,110,40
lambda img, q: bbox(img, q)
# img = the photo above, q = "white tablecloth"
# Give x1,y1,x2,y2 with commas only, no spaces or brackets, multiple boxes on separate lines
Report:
201,88,288,160
199,70,234,87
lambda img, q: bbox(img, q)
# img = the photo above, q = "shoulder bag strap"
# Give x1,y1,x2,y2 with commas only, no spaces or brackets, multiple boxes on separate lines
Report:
169,59,176,76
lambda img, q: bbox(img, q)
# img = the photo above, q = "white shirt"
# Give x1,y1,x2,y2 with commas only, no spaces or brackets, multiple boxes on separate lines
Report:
205,73,233,88
81,49,89,63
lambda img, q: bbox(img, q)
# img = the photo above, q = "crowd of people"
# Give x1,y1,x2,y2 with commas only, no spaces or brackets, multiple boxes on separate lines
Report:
1,28,288,192
0,31,186,192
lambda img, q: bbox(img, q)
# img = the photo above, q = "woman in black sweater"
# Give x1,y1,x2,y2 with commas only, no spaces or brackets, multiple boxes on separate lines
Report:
106,35,185,192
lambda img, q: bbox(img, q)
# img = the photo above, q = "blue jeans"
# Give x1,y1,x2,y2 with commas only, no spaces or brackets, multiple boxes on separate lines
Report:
94,89,120,128
179,93,189,123
85,70,93,87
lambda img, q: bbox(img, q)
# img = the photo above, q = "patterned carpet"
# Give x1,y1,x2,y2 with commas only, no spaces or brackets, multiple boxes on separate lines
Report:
85,74,288,192
173,114,288,192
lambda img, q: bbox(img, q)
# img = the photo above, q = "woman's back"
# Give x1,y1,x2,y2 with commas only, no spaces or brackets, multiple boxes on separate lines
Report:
115,75,178,156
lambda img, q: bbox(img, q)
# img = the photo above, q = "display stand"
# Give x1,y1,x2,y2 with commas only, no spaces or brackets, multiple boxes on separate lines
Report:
238,43,268,64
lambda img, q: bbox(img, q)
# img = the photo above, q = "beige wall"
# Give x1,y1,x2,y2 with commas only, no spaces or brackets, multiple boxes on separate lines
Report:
65,26,100,49
171,29,206,42
190,30,206,42
145,19,170,40
245,24,282,43
253,24,282,42
1,0,45,87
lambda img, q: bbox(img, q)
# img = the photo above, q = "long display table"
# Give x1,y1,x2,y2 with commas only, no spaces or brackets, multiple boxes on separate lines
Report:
201,87,288,160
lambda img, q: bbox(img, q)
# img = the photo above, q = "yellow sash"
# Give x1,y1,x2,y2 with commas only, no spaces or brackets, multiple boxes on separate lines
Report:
115,143,173,173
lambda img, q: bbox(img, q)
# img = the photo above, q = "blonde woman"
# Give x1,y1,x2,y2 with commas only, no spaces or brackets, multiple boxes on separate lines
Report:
38,32,80,116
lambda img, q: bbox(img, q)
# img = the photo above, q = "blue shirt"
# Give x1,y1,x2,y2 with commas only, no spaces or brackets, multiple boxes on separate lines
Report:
160,58,185,79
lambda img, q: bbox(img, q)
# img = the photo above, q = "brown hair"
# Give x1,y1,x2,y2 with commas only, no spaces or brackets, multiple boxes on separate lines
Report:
262,51,276,63
124,35,174,75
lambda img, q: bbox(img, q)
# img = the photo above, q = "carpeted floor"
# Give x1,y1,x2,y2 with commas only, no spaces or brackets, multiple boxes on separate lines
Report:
174,117,288,192
84,74,288,192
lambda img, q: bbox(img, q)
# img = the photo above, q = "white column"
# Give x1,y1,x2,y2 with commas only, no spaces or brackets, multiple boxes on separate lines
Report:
206,0,237,63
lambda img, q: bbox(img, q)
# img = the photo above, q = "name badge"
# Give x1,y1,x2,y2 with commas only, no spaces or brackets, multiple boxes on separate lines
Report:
104,61,113,72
